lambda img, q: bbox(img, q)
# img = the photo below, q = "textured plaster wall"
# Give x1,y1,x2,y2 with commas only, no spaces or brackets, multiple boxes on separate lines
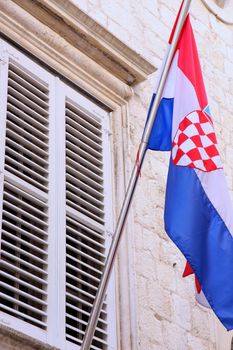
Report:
73,0,233,349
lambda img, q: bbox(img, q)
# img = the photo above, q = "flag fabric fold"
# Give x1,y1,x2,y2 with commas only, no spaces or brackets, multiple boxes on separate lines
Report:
148,13,233,330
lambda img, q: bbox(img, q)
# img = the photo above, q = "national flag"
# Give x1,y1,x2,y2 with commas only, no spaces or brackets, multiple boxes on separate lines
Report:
147,12,233,330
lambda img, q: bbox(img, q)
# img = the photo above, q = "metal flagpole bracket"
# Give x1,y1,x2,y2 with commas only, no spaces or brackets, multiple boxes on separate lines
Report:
81,1,192,349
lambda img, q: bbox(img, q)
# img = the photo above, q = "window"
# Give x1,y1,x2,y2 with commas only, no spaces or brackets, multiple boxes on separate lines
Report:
0,39,117,350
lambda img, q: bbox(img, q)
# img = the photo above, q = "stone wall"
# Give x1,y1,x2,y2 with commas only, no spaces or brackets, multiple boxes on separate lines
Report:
74,0,233,349
0,0,232,349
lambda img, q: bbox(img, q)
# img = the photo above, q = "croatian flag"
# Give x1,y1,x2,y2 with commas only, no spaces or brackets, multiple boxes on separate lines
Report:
147,14,233,329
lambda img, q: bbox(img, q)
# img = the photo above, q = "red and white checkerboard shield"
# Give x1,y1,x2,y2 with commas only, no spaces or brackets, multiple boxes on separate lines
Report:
172,110,222,172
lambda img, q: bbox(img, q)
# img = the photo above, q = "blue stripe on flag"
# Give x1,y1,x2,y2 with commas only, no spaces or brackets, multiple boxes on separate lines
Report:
147,95,173,151
165,160,233,330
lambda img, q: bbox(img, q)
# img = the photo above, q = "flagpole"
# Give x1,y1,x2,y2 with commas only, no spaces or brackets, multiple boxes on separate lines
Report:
81,1,192,349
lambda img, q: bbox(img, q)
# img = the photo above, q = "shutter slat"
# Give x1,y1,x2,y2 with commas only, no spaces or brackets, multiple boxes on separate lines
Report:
1,282,47,306
4,181,47,207
9,61,49,93
8,77,49,109
66,183,104,212
66,166,103,192
7,111,48,141
5,164,48,192
65,324,108,346
66,200,104,226
0,304,46,328
66,100,102,128
67,234,105,259
66,111,102,143
66,103,102,132
66,184,103,212
8,103,48,130
67,216,105,242
1,271,47,296
7,96,48,125
66,254,102,275
66,313,107,330
66,334,82,346
66,243,104,266
9,70,49,102
1,250,48,276
66,173,104,202
66,244,104,267
66,282,97,301
66,192,104,217
2,227,47,250
66,273,98,292
6,138,48,167
3,211,48,237
66,292,93,308
1,260,47,285
6,146,48,175
66,263,100,284
66,302,107,323
67,142,103,169
90,344,108,350
8,86,49,116
6,129,48,157
66,151,103,180
67,225,104,250
4,192,48,218
66,124,102,153
1,294,47,317
66,200,104,224
66,143,103,175
1,240,47,265
66,134,102,159
7,120,48,150
4,198,48,227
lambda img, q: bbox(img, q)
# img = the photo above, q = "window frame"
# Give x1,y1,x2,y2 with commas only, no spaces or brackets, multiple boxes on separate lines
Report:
0,38,117,350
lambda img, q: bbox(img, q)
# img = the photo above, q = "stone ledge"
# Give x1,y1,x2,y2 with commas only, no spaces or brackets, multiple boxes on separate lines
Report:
0,0,133,108
13,0,156,86
0,325,59,350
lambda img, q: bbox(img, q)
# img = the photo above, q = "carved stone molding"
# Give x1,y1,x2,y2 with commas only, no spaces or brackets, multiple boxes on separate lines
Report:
15,0,156,85
201,0,233,24
0,0,128,108
0,0,156,108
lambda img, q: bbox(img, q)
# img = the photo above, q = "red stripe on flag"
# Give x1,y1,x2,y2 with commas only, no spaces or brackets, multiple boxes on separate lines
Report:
168,0,184,44
177,16,208,110
182,261,193,277
183,262,202,294
195,276,201,294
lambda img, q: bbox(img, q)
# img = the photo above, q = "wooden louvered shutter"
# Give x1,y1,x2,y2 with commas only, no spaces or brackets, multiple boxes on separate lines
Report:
0,41,53,341
63,87,116,350
0,39,117,349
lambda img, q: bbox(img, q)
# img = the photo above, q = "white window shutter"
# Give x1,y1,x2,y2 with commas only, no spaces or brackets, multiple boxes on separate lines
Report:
64,92,115,350
0,43,52,342
0,40,117,350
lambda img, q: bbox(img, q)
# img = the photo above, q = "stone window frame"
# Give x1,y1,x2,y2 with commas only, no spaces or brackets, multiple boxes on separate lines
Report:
0,0,156,349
